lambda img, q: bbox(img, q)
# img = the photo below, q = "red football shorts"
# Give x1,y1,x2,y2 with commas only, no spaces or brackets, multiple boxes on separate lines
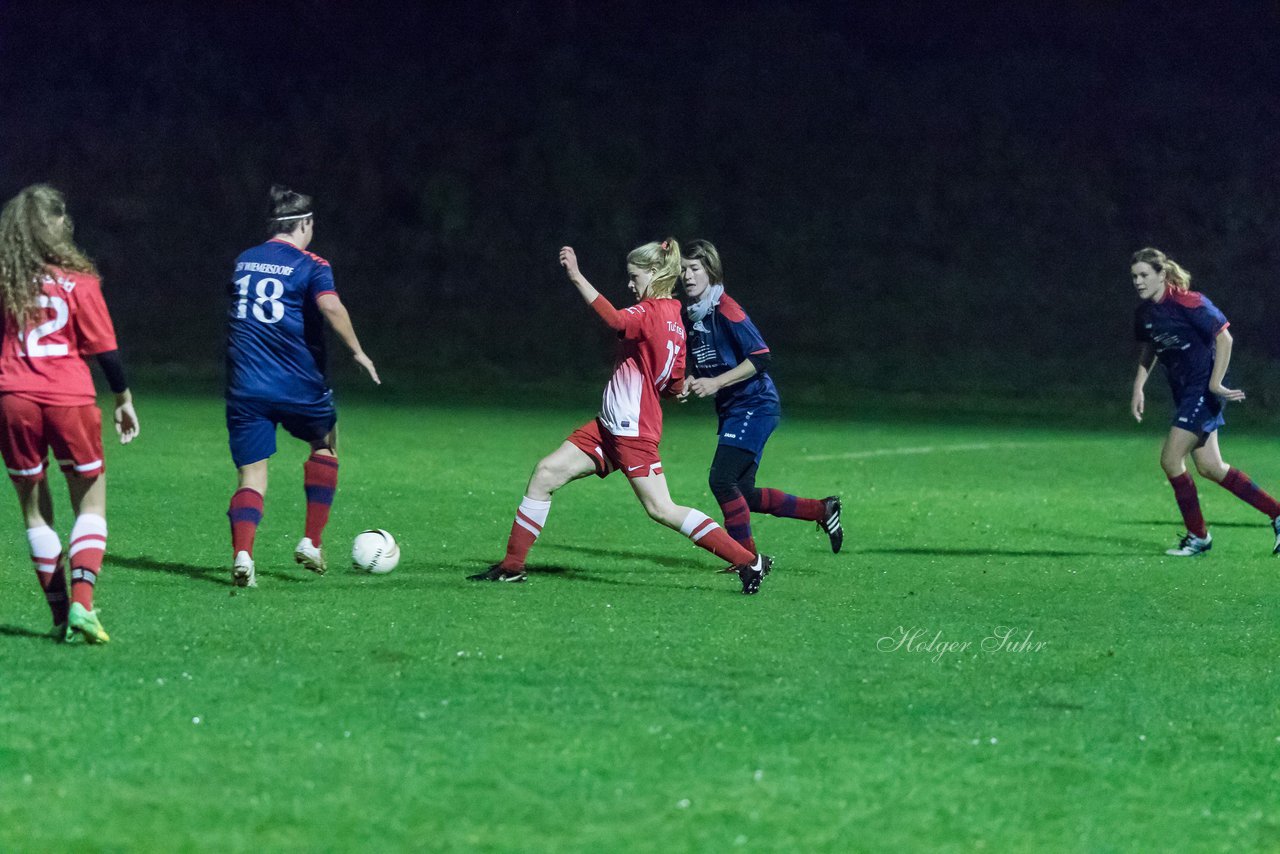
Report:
566,418,663,479
0,394,104,482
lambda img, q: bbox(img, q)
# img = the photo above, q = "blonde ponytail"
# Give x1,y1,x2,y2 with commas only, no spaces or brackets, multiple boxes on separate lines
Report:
626,237,682,298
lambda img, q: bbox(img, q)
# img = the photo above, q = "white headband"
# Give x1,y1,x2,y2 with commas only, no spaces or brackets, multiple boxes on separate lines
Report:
272,212,312,221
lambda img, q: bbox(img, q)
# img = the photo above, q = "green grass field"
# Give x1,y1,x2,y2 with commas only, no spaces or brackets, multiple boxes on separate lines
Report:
2,393,1278,852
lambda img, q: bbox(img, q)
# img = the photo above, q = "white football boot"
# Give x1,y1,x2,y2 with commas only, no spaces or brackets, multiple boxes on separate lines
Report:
1165,532,1212,557
233,550,257,587
293,537,326,575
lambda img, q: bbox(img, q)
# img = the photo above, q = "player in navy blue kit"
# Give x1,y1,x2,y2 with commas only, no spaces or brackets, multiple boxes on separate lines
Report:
679,240,842,555
1130,247,1280,556
225,185,379,587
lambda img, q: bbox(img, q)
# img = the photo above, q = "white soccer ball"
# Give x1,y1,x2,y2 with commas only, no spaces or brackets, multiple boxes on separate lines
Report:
352,529,400,574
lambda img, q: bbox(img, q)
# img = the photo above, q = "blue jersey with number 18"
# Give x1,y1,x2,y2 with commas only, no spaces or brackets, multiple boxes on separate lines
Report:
225,238,337,405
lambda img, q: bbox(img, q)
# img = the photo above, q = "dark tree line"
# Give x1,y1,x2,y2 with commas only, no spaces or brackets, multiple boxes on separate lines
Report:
3,1,1278,402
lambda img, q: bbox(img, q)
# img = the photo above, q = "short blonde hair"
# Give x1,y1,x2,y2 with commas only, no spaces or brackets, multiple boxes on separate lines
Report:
627,237,681,298
1131,247,1191,292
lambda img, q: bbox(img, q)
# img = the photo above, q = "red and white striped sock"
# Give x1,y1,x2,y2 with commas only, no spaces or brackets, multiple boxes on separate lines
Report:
501,496,551,569
679,509,755,566
69,513,107,611
27,525,68,625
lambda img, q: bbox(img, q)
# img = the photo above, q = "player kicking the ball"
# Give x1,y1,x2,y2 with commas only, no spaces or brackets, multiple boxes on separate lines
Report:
0,185,140,643
225,185,379,587
469,239,772,594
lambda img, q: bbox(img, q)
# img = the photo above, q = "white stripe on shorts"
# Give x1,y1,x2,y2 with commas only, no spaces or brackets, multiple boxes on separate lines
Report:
7,464,44,476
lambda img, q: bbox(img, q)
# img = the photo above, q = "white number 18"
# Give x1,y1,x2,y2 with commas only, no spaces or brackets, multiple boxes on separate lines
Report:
234,275,285,324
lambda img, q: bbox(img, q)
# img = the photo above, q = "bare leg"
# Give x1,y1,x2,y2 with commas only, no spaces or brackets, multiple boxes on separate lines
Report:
478,442,598,578
67,472,105,517
1159,426,1203,479
12,477,54,529
1190,432,1229,483
628,473,756,567
526,441,597,499
237,459,269,496
627,472,693,529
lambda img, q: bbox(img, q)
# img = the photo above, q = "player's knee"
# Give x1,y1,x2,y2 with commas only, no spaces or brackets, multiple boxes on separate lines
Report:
530,458,567,493
708,474,737,504
642,498,677,526
1196,460,1227,482
707,466,740,503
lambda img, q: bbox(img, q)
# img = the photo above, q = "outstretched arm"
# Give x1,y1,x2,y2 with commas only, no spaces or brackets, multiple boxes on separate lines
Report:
559,246,600,305
316,293,380,384
559,245,626,331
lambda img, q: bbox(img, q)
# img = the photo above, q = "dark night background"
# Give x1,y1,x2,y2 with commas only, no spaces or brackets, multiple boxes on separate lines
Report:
3,0,1279,410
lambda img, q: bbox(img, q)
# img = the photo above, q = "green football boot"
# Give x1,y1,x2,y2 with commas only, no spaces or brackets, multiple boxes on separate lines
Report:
68,602,110,644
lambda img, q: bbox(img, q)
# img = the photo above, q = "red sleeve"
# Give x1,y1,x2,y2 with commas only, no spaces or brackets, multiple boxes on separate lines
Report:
590,295,626,331
72,276,118,356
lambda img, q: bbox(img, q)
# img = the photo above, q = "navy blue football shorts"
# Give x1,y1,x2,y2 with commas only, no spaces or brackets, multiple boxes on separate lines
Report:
716,410,780,464
226,397,337,468
1171,391,1225,437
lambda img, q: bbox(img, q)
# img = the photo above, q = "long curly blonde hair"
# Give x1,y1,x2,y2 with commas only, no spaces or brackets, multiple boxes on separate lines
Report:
0,185,97,326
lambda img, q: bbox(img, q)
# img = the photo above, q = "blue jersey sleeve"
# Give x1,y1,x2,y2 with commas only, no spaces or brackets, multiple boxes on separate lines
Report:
726,314,769,361
307,260,336,303
1190,296,1228,342
718,296,770,363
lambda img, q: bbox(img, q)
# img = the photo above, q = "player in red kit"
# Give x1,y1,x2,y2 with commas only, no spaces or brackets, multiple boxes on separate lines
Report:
0,185,139,643
469,239,772,594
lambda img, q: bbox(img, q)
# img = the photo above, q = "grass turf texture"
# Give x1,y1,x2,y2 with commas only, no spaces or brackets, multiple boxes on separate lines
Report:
1,394,1278,852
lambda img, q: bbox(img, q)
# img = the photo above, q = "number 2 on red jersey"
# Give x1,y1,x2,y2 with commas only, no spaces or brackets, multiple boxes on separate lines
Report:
19,295,70,358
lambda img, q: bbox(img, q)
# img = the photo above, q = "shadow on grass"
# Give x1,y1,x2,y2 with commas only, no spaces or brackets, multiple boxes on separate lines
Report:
508,564,719,593
1123,519,1262,529
0,624,54,642
111,553,230,586
112,553,313,586
860,547,1129,558
548,543,703,570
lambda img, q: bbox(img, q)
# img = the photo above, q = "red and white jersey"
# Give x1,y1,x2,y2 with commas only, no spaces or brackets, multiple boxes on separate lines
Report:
0,266,118,406
599,297,686,441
